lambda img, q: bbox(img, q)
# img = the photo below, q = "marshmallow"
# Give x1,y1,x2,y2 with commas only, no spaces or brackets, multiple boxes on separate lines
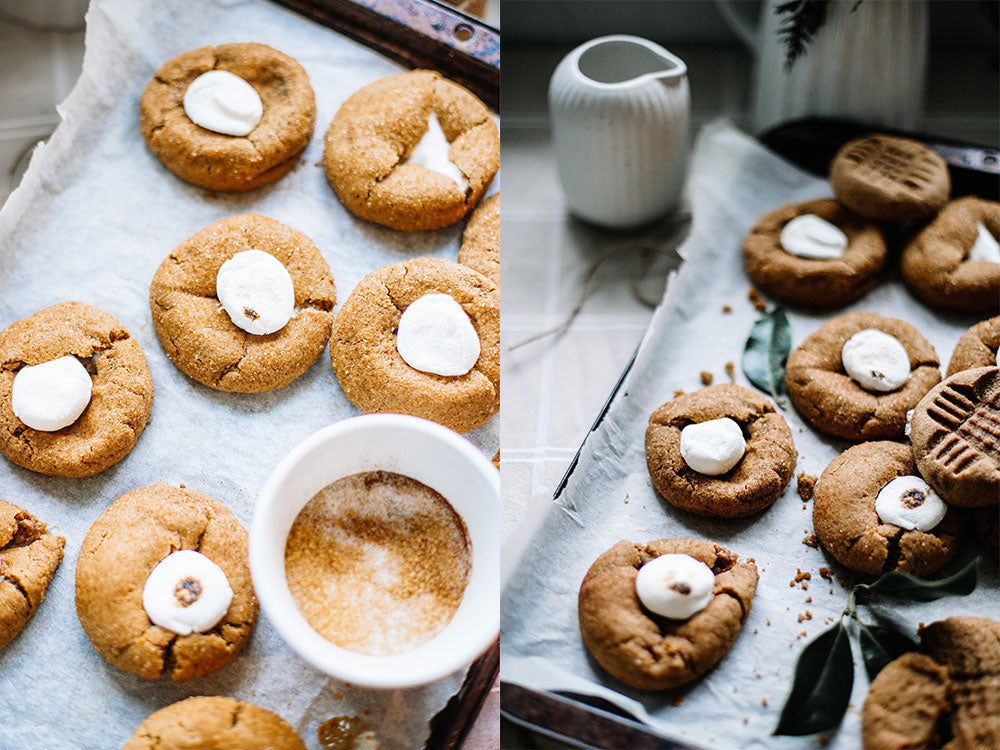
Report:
183,70,263,137
679,417,746,476
142,550,233,635
635,553,715,620
780,214,849,260
216,250,295,335
969,222,1000,264
402,112,469,193
11,356,93,432
875,476,946,531
396,293,480,376
842,329,911,392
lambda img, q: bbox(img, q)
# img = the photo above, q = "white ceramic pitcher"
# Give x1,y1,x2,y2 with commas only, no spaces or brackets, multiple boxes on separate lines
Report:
548,35,690,229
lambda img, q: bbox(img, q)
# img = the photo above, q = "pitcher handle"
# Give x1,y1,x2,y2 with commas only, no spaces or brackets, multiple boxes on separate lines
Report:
713,0,760,53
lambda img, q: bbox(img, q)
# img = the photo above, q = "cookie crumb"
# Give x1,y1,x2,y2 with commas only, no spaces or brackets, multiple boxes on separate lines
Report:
766,619,771,626
762,698,768,707
802,534,819,548
748,286,768,312
673,389,685,398
753,628,758,634
797,611,813,623
722,305,732,313
700,371,713,385
796,472,817,501
624,494,629,504
670,696,685,707
819,567,833,581
724,361,735,379
743,718,749,725
805,596,812,603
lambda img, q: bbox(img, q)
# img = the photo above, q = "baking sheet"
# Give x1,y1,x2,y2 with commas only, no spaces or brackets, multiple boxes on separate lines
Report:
0,0,497,747
500,122,998,749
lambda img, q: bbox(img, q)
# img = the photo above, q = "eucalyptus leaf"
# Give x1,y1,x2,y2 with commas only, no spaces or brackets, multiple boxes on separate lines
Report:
857,621,919,680
774,620,854,736
856,558,979,602
742,307,791,406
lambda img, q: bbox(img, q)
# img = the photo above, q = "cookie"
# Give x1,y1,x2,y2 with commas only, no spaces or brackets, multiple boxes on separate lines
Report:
949,317,1000,376
324,70,499,231
75,483,258,680
862,617,1000,750
742,199,887,308
901,197,1000,313
149,214,336,393
829,134,950,222
910,366,1000,507
0,500,64,651
785,312,941,441
578,538,757,691
139,43,315,192
645,384,797,518
330,258,499,433
0,302,154,477
123,696,305,750
458,192,500,285
975,506,999,562
812,441,963,577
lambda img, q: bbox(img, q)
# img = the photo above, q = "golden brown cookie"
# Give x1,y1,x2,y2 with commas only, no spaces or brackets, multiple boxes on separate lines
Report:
862,617,1000,750
785,312,941,441
910,366,1000,508
123,696,305,750
330,258,499,433
149,214,336,393
75,484,258,680
0,500,64,651
578,538,757,691
901,197,1000,313
645,384,796,518
812,441,963,577
139,43,315,192
459,192,500,285
323,70,499,231
949,317,1000,377
742,198,886,308
0,302,154,478
829,134,950,222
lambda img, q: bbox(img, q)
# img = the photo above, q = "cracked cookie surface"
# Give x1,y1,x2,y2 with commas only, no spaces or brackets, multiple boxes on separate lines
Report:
0,499,64,651
150,214,336,393
323,70,499,230
785,311,941,441
75,483,258,681
578,538,757,691
329,257,499,433
139,43,315,192
0,301,154,477
948,317,1000,377
645,384,797,518
123,696,305,750
742,198,886,308
459,192,499,285
812,441,962,577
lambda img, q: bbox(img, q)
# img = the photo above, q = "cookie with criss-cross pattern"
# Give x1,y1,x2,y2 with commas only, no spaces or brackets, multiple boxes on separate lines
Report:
829,134,950,222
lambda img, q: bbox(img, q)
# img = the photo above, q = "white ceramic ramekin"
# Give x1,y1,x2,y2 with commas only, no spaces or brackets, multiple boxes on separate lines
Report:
250,414,499,689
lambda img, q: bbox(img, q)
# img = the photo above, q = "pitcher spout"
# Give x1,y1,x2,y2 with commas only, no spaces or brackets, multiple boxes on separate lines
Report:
573,35,687,87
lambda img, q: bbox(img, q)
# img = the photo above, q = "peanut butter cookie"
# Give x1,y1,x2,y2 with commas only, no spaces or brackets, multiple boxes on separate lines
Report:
743,198,886,308
459,192,500,285
901,197,1000,313
948,317,1000,376
149,214,336,393
0,500,64,651
139,43,315,192
124,696,305,750
578,538,757,691
785,312,940,441
0,302,153,478
324,70,499,230
75,483,258,680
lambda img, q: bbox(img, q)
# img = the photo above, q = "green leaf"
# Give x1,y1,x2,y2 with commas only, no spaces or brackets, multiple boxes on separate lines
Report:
774,621,854,736
742,307,791,407
857,621,918,681
856,558,979,602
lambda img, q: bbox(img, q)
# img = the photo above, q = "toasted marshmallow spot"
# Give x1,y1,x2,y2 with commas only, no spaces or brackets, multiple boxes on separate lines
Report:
875,476,946,531
842,329,911,392
680,417,746,476
969,222,1000,264
635,553,715,620
142,550,233,635
183,70,263,137
402,112,468,193
396,293,480,376
216,250,295,335
780,214,848,260
12,356,92,432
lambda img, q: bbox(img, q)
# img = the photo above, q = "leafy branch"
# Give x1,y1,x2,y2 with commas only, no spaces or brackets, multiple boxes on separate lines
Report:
742,307,791,408
775,0,833,70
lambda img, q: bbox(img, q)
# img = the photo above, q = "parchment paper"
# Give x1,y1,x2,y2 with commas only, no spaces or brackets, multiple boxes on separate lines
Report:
0,0,497,747
500,122,998,749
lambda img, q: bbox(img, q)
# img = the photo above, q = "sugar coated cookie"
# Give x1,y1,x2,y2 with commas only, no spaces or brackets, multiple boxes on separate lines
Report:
948,316,1000,376
459,192,500,285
